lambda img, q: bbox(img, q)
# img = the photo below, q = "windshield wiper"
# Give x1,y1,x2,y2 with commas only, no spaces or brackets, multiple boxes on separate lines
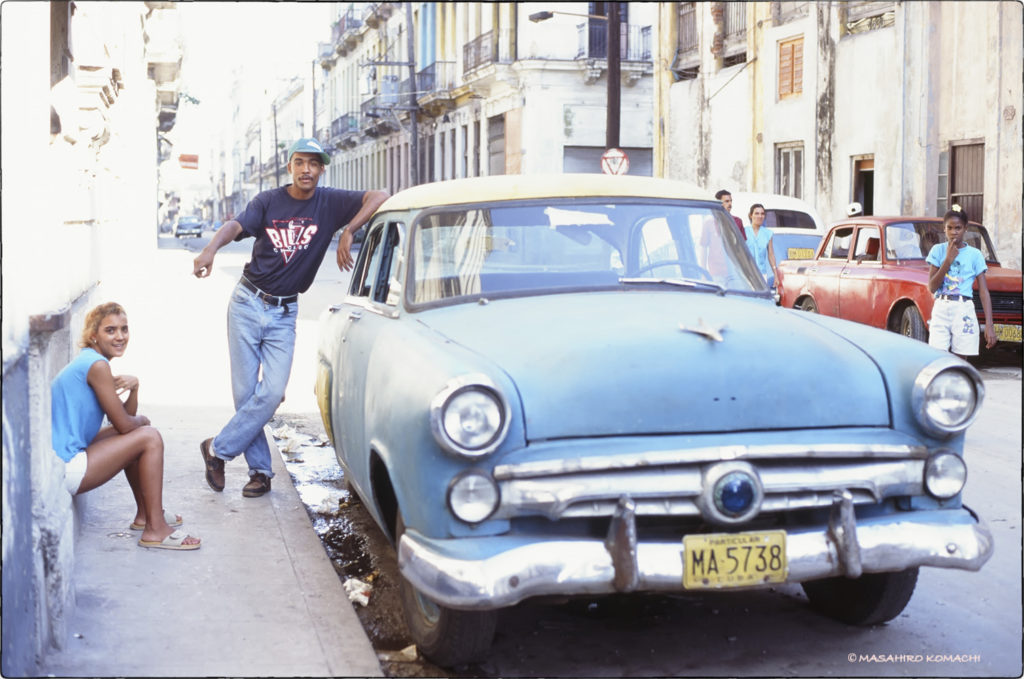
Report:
619,277,726,296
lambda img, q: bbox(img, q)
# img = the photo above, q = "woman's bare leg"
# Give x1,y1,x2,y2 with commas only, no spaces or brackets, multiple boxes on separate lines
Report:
79,426,199,546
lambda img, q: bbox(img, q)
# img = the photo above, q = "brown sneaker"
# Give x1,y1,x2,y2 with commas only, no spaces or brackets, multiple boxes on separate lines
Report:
242,472,271,498
200,438,225,492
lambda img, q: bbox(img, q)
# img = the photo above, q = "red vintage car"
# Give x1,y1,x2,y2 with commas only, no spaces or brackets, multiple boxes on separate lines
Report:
777,216,1022,346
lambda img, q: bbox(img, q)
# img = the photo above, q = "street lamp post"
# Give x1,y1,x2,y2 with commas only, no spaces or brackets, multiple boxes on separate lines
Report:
529,4,620,151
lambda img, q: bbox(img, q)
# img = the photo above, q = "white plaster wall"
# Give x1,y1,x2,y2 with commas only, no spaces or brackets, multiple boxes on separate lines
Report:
832,24,902,216
759,12,818,201
706,64,752,191
667,78,702,184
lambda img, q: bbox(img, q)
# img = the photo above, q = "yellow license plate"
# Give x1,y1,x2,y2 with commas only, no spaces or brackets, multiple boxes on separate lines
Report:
994,324,1022,342
683,530,788,589
787,247,815,260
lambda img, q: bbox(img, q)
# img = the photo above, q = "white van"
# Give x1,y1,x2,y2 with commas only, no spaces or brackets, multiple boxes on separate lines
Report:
728,192,826,262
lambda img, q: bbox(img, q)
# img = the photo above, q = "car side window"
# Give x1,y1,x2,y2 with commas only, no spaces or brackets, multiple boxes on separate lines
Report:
852,227,881,262
350,223,385,297
824,227,853,260
372,222,404,306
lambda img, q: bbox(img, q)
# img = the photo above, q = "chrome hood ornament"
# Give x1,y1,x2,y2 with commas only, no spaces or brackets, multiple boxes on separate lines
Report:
679,317,727,343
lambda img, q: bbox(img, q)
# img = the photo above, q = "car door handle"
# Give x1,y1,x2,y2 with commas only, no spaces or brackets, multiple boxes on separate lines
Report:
348,310,363,321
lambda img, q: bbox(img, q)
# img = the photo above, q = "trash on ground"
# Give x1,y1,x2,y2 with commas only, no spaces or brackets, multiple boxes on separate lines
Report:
377,645,418,663
344,577,372,606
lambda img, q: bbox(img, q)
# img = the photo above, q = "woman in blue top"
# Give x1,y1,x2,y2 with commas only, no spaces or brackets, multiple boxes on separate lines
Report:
744,203,779,290
51,302,200,550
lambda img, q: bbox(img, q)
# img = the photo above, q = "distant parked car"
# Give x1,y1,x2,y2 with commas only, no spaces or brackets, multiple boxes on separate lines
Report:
777,216,1023,346
729,192,826,262
174,215,203,239
315,175,992,667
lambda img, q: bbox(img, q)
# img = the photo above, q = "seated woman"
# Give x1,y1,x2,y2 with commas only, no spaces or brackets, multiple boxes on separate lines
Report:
52,302,200,550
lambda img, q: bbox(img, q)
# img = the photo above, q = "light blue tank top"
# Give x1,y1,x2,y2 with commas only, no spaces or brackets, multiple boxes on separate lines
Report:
51,347,107,462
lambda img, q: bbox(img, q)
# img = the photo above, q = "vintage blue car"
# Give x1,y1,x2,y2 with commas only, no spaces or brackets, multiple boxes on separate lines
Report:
314,174,992,666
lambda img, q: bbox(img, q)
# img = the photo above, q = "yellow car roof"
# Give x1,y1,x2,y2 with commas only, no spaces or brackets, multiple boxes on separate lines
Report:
378,174,716,211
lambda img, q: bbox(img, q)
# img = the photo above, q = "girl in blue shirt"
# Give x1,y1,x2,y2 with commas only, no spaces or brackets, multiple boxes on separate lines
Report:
51,302,200,550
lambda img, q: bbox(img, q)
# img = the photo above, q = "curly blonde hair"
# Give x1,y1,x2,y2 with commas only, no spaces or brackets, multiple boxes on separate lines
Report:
79,302,127,348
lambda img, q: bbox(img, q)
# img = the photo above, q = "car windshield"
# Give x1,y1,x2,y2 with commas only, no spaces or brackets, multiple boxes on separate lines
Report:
408,199,767,306
764,209,817,230
884,221,997,261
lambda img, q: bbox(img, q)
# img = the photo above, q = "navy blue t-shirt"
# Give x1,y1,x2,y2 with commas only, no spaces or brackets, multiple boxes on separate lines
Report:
235,185,364,295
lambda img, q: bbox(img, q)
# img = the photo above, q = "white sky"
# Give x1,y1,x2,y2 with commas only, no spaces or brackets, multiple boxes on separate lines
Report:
173,2,332,150
165,2,333,197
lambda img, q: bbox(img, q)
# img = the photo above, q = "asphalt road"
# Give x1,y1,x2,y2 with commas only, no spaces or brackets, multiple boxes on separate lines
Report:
162,232,1022,677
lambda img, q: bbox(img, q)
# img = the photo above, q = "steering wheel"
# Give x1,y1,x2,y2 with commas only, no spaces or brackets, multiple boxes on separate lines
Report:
632,259,714,282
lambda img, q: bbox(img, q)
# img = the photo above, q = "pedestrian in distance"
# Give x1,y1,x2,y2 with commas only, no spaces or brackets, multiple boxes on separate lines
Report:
926,206,996,357
192,137,389,498
744,203,779,289
715,189,747,240
51,302,200,550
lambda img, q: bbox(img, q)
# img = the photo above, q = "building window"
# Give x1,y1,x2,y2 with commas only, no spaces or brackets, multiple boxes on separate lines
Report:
936,150,949,216
671,3,700,81
949,142,984,221
778,37,803,99
842,1,896,36
775,143,804,199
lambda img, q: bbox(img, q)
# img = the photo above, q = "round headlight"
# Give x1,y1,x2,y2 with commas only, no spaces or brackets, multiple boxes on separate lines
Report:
448,471,500,524
925,371,977,427
444,389,502,450
924,451,967,499
431,375,511,458
913,359,985,437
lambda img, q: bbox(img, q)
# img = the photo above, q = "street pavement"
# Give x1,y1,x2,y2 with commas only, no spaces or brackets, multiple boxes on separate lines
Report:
39,237,382,677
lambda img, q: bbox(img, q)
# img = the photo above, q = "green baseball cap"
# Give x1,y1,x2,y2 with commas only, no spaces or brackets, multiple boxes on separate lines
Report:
287,137,330,166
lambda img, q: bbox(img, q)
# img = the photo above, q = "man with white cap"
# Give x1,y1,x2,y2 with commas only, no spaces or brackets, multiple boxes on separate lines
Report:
192,137,388,497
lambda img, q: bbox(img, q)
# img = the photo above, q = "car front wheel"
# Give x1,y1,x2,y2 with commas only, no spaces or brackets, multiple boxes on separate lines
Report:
801,567,918,625
396,515,497,667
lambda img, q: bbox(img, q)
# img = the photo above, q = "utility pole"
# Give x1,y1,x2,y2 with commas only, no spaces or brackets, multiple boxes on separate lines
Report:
273,101,281,187
406,2,419,187
606,2,620,150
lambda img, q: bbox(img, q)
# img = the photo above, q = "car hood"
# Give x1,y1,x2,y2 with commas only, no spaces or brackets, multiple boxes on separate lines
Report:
984,265,1022,293
419,291,890,440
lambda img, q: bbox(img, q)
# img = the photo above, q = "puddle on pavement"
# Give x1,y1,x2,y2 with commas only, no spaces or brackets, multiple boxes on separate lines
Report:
272,427,375,579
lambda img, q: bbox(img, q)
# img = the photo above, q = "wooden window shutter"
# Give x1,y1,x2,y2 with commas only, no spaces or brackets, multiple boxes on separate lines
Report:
779,41,793,97
778,37,803,98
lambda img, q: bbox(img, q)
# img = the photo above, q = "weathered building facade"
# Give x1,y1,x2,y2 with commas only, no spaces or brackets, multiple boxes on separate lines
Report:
1,3,182,674
656,1,1022,269
311,2,657,194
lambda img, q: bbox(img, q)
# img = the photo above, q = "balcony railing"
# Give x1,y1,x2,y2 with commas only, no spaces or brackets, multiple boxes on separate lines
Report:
417,61,457,96
575,23,652,61
464,31,496,72
331,113,359,139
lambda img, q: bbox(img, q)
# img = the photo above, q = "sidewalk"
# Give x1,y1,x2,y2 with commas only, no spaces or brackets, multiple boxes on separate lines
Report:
39,404,383,677
39,243,382,677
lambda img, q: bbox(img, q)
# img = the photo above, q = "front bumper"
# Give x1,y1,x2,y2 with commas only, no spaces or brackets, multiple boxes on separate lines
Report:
397,493,993,611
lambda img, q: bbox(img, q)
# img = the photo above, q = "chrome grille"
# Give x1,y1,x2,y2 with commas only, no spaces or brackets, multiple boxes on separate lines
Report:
493,443,926,521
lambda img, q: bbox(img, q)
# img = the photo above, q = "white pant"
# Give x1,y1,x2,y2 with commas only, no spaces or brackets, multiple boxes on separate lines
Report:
928,298,979,355
64,451,87,495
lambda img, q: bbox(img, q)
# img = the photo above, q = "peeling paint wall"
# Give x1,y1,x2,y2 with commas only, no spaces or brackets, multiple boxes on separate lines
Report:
660,1,1021,266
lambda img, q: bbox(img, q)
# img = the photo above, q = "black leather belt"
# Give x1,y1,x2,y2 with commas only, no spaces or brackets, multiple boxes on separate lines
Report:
935,293,970,302
240,277,297,306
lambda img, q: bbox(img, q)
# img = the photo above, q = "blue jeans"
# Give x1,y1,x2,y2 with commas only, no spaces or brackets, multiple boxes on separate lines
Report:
213,282,297,478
